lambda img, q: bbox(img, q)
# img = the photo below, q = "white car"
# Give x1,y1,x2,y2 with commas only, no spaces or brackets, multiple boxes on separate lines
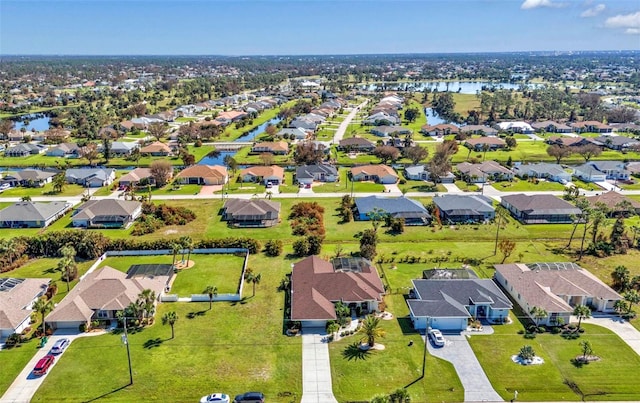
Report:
0,183,10,191
200,393,230,403
50,338,70,354
428,327,445,347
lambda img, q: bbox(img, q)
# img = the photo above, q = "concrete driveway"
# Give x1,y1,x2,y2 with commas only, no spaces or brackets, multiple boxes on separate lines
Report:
1,330,106,403
426,333,504,402
583,314,640,355
300,329,338,403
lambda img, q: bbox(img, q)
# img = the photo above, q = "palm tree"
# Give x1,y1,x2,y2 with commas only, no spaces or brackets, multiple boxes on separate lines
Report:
389,388,411,403
624,290,640,314
245,271,262,297
32,297,53,336
518,345,536,361
162,311,178,339
52,172,66,193
580,340,593,361
57,245,77,292
530,306,548,326
171,243,181,269
612,265,631,292
137,289,156,323
203,285,217,310
326,321,340,340
125,301,143,323
185,237,194,264
573,304,591,332
358,314,386,347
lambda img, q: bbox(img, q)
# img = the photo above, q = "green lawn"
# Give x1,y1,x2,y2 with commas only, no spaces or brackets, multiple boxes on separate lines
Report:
134,183,202,196
312,168,385,193
33,254,301,402
170,254,246,296
492,178,565,192
0,183,85,198
329,294,464,402
0,338,42,395
469,319,640,401
454,180,480,192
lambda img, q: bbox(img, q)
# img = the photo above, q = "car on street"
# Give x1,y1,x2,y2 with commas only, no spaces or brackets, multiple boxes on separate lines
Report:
428,327,445,347
200,393,230,403
33,355,55,376
233,392,265,403
50,338,70,354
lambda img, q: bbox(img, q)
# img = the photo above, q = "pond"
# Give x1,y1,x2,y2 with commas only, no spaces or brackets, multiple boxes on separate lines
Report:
12,114,51,132
424,108,461,126
198,150,238,166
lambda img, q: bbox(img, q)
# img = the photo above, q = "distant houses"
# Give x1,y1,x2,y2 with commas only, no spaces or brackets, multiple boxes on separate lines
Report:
350,165,398,184
66,168,116,187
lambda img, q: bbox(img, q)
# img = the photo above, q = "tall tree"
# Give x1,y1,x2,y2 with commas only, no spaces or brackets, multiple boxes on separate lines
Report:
611,265,631,292
32,298,53,336
402,145,429,165
137,289,156,323
546,145,573,164
52,172,66,194
623,290,640,314
57,245,77,292
147,122,168,141
373,146,400,164
573,144,602,162
162,311,179,339
80,143,99,166
244,270,262,297
149,160,173,188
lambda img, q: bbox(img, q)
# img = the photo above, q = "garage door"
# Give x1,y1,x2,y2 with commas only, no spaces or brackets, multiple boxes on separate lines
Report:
431,317,467,331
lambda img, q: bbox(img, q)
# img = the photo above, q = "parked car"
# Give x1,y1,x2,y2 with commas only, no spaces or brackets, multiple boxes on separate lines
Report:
428,327,445,347
33,355,55,376
265,182,273,188
0,183,10,191
233,392,265,403
200,393,230,403
50,338,70,354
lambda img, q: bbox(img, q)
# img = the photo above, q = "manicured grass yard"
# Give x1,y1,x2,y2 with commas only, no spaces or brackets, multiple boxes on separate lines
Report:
0,338,41,396
0,183,85,198
468,318,640,401
330,294,464,402
170,253,245,296
492,178,565,192
33,254,302,402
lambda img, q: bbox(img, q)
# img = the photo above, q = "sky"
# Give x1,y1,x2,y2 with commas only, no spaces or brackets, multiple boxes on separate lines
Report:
0,0,639,55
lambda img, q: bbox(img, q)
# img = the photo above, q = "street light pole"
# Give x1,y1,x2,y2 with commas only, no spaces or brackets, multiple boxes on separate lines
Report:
121,317,134,385
421,327,428,378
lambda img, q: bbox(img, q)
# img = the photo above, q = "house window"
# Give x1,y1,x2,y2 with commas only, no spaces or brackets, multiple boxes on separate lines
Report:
517,293,521,300
97,310,109,319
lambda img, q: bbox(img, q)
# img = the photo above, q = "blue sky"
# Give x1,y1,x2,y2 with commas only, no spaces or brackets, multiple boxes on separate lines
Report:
1,0,638,55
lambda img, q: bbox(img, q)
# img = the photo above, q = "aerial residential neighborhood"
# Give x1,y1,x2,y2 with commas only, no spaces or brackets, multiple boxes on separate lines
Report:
1,1,640,402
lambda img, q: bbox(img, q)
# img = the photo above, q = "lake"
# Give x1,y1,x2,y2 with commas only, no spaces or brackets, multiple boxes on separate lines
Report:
425,108,461,126
12,114,51,131
234,117,282,142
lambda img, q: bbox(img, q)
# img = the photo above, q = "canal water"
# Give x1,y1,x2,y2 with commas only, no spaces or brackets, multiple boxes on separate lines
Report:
12,114,51,131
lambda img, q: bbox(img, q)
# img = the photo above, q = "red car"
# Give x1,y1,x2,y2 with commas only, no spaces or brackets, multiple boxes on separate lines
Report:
33,355,55,376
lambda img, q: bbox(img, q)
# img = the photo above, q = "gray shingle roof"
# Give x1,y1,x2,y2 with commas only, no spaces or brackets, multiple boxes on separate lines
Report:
355,196,430,217
501,194,581,215
73,199,141,220
432,195,495,214
0,201,71,222
295,164,338,180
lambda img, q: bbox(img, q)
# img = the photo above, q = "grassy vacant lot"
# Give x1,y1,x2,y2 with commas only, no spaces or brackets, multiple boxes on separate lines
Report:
330,294,464,402
0,183,85,198
492,178,565,192
171,254,245,296
33,254,301,402
469,318,640,401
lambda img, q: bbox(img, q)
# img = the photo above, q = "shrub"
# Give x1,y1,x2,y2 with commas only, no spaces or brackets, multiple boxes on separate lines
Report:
5,333,22,347
264,239,283,257
292,238,310,257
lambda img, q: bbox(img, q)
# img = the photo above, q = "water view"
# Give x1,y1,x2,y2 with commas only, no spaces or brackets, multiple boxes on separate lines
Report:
234,117,282,142
12,114,51,131
360,81,540,94
424,108,460,126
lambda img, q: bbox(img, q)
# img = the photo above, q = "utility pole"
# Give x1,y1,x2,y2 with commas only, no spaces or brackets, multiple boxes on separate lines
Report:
121,317,134,385
421,328,428,378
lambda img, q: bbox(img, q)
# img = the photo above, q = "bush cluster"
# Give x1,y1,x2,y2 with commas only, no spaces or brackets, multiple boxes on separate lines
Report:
289,202,325,237
264,239,283,257
132,202,196,235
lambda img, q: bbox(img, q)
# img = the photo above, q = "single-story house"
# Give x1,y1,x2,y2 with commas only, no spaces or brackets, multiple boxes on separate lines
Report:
46,266,170,330
251,141,289,155
547,136,596,148
46,142,80,158
0,278,51,338
531,121,572,133
175,165,228,185
354,196,431,225
586,191,640,216
456,161,513,183
363,112,400,126
295,164,339,184
420,124,460,136
0,201,72,228
407,277,512,331
289,117,319,131
277,127,308,140
501,194,581,224
240,165,284,185
338,137,376,152
571,121,612,134
108,141,139,157
464,137,506,151
496,121,534,134
459,125,498,136
290,256,385,328
432,195,495,223
370,126,412,137
572,164,608,182
66,168,116,187
588,161,630,180
404,165,455,183
215,110,248,125
1,169,56,188
512,163,571,183
350,165,398,184
140,141,172,156
222,199,281,228
119,167,170,188
4,143,46,157
72,199,143,229
494,262,622,326
593,135,640,151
